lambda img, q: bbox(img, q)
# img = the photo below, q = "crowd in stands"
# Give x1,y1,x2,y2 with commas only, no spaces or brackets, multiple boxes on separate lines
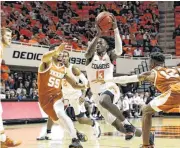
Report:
1,69,38,100
1,1,161,55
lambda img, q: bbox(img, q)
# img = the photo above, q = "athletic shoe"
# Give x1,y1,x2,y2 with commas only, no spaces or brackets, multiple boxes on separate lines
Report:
1,137,21,147
124,124,136,140
69,138,83,148
36,133,52,140
76,131,88,142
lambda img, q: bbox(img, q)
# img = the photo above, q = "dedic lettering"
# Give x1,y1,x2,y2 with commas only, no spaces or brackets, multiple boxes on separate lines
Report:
13,51,42,60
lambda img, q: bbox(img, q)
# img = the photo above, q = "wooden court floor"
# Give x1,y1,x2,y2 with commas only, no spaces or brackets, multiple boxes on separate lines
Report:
4,117,180,148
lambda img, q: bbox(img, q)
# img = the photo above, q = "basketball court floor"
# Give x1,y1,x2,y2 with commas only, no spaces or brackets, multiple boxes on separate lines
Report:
5,117,180,148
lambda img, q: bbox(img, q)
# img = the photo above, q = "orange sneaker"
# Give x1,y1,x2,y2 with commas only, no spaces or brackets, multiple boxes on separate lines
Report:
1,137,21,147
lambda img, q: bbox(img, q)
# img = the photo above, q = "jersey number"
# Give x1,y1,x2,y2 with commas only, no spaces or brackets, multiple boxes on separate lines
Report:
160,69,180,79
63,79,68,86
48,76,60,88
96,70,104,79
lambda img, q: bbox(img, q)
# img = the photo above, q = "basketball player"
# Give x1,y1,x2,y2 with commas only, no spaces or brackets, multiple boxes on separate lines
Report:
0,28,21,147
37,51,100,141
94,52,179,148
85,14,142,140
139,52,180,148
38,43,87,148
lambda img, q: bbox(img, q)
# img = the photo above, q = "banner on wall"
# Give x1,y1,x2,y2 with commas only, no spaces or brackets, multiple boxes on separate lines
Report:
2,102,48,120
3,44,48,67
3,44,86,71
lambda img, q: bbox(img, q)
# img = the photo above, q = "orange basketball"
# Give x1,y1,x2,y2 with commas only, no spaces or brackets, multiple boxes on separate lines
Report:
96,12,113,32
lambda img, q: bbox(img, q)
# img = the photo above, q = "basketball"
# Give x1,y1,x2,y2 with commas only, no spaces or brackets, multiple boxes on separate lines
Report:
96,12,113,32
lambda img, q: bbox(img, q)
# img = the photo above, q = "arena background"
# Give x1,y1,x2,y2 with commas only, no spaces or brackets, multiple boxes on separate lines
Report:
1,1,180,123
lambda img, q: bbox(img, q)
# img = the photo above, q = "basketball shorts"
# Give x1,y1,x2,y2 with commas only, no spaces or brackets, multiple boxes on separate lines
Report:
40,97,62,121
63,93,86,117
92,88,120,125
150,83,180,113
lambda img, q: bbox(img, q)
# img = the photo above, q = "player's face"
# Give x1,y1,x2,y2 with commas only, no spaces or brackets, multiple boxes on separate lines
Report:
96,38,108,53
62,52,69,65
57,52,63,63
2,31,12,46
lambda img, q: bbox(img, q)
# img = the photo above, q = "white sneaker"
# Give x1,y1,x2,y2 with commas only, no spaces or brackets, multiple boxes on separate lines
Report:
93,121,101,138
36,133,52,140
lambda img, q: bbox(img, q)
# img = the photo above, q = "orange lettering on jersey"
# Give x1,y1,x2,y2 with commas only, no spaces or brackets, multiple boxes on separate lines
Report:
154,67,180,93
96,70,104,79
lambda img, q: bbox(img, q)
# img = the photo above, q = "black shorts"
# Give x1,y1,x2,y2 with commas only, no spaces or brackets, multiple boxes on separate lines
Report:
101,90,114,103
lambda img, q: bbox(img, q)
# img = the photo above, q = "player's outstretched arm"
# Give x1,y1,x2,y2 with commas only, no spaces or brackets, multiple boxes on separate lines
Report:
92,71,153,84
65,73,87,90
84,21,101,60
111,14,122,56
41,43,66,63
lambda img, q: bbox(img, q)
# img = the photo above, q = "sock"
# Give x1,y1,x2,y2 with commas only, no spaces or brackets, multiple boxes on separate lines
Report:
0,134,6,142
121,119,131,125
91,119,95,127
47,129,51,134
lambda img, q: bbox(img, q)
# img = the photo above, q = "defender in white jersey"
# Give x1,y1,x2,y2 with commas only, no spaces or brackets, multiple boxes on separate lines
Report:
37,51,101,141
0,28,21,147
85,14,142,140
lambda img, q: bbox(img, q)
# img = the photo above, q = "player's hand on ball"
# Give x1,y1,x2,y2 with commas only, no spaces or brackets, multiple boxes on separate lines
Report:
110,13,118,29
95,20,101,37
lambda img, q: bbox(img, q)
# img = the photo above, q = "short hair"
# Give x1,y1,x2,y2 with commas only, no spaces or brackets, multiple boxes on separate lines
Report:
1,27,12,36
150,52,165,63
63,50,69,57
100,36,115,51
49,44,60,51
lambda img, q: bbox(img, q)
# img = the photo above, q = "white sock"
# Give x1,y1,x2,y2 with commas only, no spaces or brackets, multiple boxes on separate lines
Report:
121,119,131,125
0,133,6,142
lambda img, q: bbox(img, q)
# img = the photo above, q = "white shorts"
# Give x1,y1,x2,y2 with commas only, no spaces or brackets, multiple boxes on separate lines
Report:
92,88,120,125
64,94,86,116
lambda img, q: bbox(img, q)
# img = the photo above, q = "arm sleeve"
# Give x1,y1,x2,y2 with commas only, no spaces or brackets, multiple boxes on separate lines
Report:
106,75,139,84
114,28,123,56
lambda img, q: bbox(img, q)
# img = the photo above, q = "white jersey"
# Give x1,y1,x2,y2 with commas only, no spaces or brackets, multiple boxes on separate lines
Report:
86,53,119,94
62,64,82,98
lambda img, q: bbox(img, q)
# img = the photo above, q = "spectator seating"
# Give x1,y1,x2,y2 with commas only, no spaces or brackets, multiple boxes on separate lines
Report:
174,3,180,55
1,1,160,54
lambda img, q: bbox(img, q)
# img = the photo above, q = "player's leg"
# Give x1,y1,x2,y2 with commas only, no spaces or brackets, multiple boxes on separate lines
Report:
99,91,136,140
42,99,82,148
112,119,142,137
36,117,54,140
141,104,156,148
71,98,101,138
140,90,174,148
0,103,21,147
